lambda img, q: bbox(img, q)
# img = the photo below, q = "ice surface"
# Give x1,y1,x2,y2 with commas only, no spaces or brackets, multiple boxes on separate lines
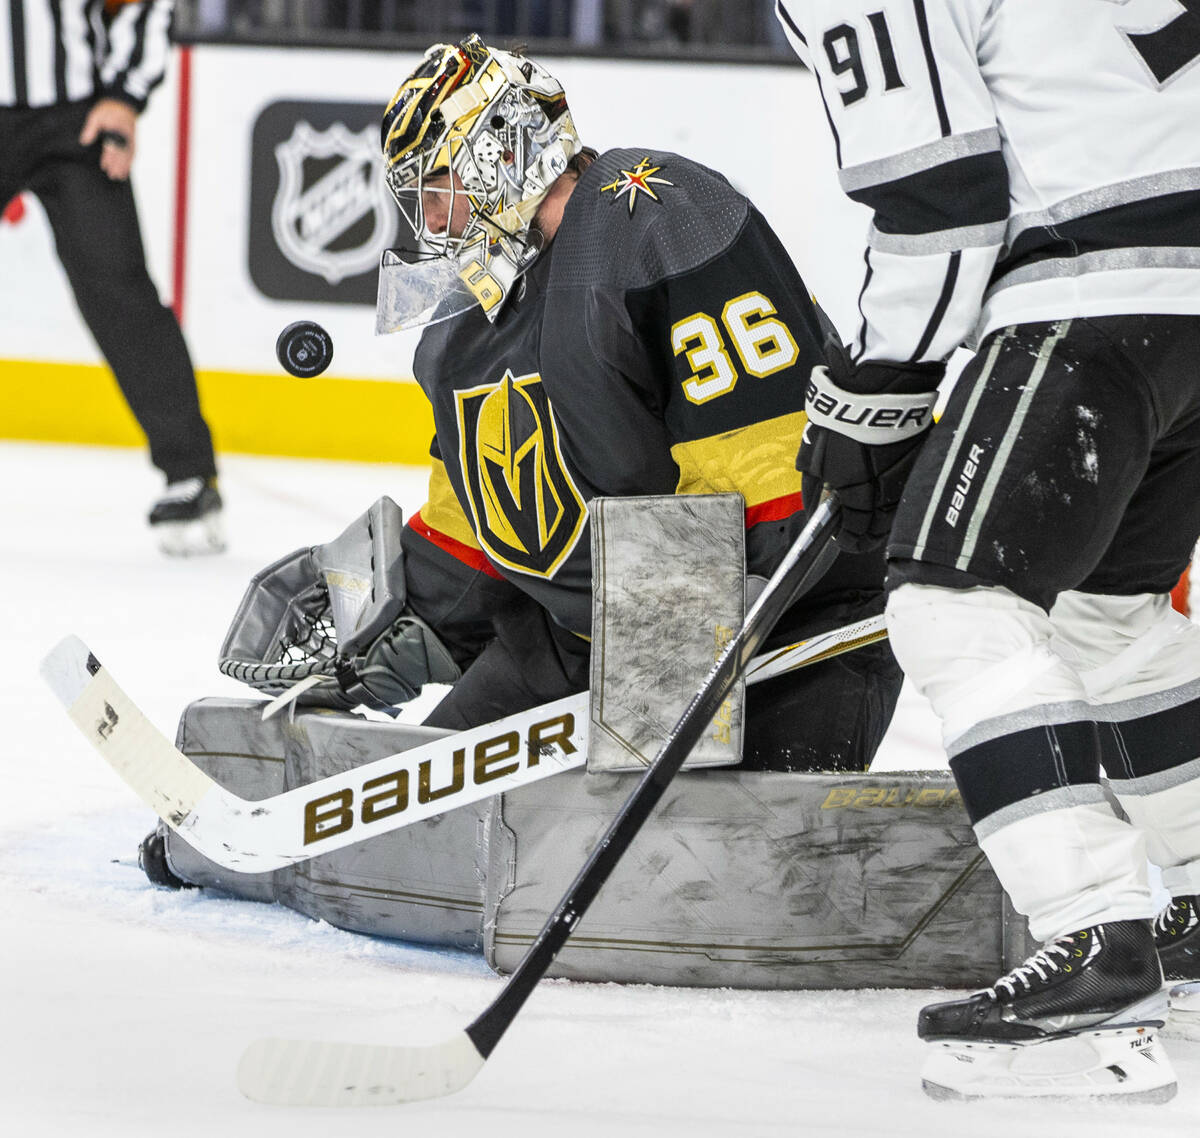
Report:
2,440,1196,1137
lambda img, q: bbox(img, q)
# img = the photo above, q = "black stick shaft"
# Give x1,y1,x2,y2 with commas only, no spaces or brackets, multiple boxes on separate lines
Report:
466,496,841,1057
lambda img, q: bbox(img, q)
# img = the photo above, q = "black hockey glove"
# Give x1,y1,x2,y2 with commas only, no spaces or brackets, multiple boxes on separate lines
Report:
798,345,942,553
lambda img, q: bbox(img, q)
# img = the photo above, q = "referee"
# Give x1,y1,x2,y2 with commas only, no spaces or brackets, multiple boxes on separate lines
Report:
1,0,223,555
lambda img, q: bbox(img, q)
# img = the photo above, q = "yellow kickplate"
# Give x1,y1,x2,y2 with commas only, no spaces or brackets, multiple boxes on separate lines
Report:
0,358,434,464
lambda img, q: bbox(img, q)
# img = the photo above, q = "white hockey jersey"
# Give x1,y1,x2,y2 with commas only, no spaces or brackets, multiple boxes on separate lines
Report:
776,0,1200,363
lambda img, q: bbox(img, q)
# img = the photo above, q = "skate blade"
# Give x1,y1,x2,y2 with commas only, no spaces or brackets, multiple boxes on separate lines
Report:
921,1018,1177,1102
921,1076,1178,1104
1164,981,1200,1042
154,514,226,557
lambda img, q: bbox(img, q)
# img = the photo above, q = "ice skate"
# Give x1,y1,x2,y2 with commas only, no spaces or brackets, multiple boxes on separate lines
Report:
1155,895,1200,979
918,919,1176,1102
1167,981,1200,1042
1156,896,1200,1040
148,476,226,556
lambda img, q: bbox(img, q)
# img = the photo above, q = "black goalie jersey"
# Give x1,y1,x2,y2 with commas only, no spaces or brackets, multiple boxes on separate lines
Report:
399,148,888,724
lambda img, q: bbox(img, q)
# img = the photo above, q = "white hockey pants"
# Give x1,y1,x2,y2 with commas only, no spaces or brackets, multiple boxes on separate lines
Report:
887,582,1200,943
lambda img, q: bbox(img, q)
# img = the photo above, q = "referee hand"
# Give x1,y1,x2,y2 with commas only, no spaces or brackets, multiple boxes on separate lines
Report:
79,99,138,181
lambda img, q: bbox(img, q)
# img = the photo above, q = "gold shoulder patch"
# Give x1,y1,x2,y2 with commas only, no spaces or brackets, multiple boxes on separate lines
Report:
600,157,673,215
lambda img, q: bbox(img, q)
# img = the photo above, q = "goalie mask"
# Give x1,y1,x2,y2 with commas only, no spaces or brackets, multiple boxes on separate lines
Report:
376,34,581,333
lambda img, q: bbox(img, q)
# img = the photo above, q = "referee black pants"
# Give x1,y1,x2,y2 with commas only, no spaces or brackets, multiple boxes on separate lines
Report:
0,100,216,482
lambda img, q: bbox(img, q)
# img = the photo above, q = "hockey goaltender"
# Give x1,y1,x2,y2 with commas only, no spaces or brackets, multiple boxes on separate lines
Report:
138,39,1017,1005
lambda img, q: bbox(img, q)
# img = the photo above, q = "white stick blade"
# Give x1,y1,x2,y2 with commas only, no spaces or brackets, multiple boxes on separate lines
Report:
41,635,215,826
237,1033,485,1107
40,634,95,707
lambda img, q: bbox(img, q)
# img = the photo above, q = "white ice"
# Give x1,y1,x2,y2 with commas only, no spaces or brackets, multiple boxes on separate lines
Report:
2,440,1197,1137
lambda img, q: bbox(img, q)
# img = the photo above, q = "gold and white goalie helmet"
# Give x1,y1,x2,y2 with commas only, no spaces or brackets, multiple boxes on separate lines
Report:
376,34,581,332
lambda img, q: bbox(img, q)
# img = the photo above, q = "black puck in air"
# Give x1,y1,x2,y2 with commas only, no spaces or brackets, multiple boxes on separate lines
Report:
276,321,333,378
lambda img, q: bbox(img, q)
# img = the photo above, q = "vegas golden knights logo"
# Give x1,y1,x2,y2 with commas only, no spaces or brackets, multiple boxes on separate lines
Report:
456,370,586,577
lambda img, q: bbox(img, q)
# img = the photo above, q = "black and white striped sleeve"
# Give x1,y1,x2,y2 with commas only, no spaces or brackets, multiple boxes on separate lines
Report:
776,0,1006,364
100,0,174,111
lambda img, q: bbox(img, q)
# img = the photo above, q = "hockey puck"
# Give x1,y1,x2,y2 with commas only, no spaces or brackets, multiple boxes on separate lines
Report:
276,320,333,378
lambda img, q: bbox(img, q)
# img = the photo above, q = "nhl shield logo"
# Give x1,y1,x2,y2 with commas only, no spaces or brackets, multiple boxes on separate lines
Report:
271,121,398,285
456,371,587,578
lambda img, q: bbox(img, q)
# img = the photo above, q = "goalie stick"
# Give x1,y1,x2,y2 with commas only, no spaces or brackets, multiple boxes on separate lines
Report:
41,568,884,875
235,495,842,1106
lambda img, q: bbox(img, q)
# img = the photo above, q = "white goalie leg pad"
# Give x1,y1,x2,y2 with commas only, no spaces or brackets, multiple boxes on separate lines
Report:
921,992,1176,1102
885,583,1090,750
1049,590,1200,703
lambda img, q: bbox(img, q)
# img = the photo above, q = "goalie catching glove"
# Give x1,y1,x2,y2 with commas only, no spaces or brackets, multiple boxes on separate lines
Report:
798,342,942,553
218,496,460,714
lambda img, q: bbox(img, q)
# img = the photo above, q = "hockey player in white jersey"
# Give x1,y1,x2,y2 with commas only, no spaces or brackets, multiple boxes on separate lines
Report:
777,0,1200,1102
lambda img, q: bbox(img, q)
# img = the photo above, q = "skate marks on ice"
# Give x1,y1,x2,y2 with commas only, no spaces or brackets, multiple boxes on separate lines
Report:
5,801,1200,1135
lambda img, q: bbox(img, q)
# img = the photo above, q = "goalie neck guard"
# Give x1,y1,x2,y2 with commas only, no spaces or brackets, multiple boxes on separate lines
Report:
377,34,581,333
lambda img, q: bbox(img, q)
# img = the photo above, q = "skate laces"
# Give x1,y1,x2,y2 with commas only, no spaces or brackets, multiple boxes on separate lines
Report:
157,477,207,504
1155,897,1197,939
987,930,1097,1000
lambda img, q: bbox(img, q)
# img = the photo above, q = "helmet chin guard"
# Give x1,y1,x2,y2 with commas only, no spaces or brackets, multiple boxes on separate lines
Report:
378,34,580,332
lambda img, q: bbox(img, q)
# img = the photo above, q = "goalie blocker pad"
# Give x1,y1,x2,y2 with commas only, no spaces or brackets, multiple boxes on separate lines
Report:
159,697,1038,989
589,493,745,773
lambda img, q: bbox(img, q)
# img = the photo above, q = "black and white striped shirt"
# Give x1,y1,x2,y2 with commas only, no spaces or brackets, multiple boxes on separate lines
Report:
1,0,173,111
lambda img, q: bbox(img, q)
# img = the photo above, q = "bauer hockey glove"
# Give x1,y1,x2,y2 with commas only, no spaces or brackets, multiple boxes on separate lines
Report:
797,346,941,553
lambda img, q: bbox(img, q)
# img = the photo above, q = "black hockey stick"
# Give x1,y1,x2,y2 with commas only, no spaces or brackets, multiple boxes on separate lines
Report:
237,495,842,1106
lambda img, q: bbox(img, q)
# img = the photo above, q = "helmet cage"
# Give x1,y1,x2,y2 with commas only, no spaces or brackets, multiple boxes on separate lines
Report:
379,36,580,329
